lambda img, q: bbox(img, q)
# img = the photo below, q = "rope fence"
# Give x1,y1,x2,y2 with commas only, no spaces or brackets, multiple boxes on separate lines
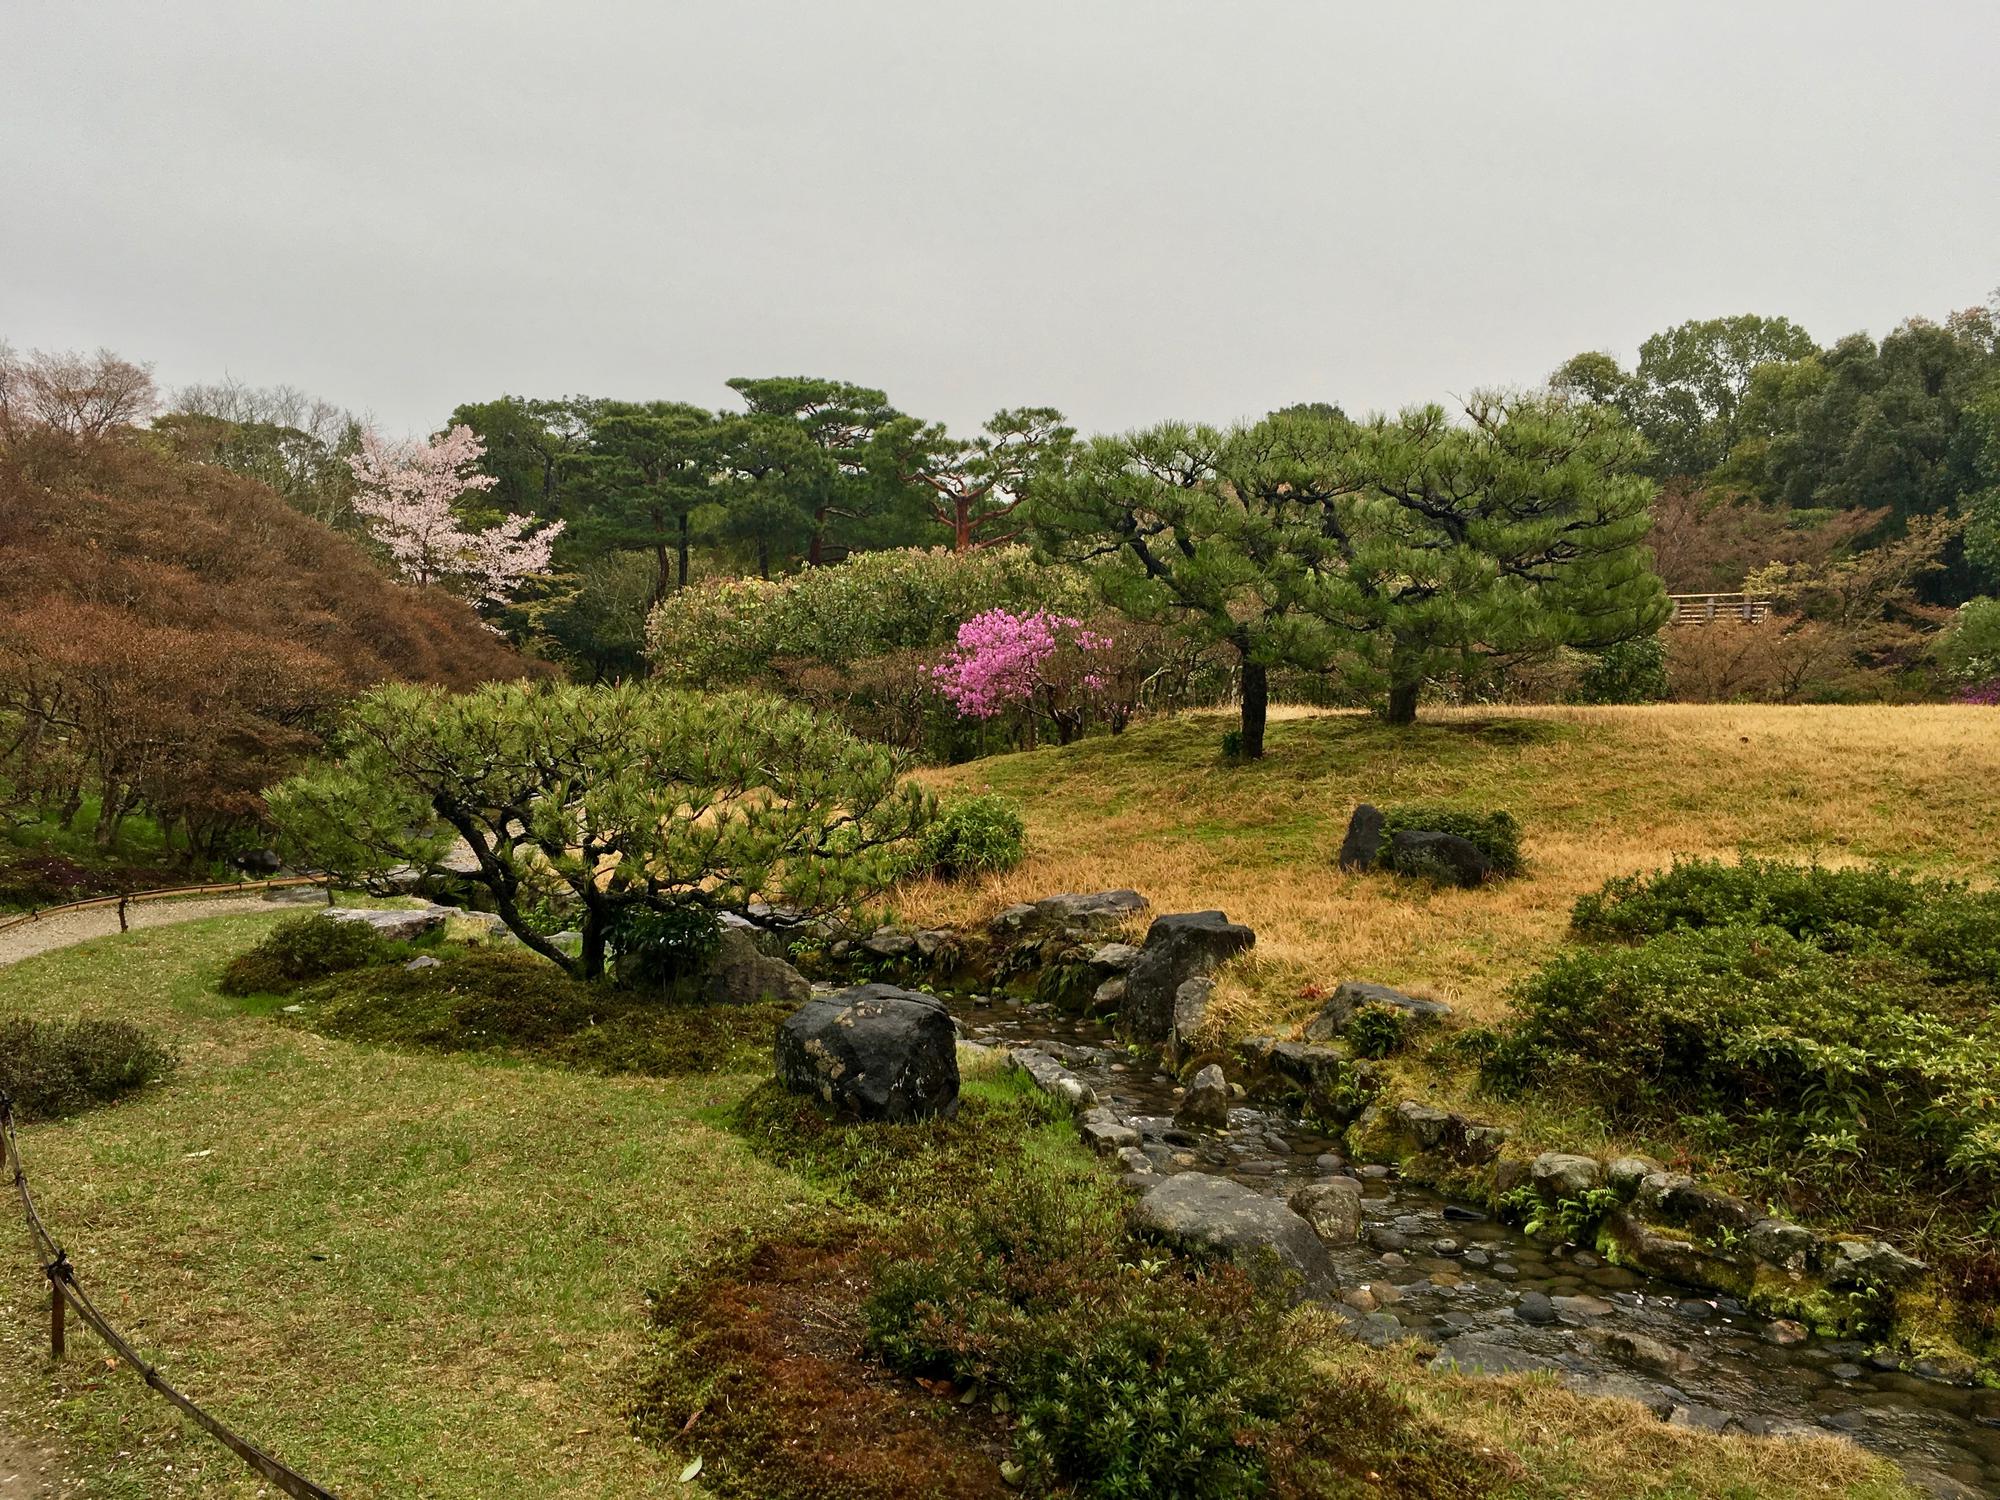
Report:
1,1093,340,1498
0,875,331,939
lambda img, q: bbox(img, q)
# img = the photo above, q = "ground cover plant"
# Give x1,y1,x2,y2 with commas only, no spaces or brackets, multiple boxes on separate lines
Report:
637,1062,1912,1500
1378,804,1525,878
1483,858,2000,1353
216,911,396,995
285,946,794,1078
908,792,1026,879
0,1014,175,1120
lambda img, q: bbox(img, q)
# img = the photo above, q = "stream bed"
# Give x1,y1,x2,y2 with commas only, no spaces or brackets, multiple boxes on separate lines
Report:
952,994,2000,1499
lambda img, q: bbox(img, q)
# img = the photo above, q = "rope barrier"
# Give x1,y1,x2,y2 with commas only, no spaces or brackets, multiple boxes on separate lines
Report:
0,1093,340,1499
0,876,329,938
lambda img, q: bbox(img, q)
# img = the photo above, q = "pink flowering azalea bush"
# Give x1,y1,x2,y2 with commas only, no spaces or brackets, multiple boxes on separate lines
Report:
1961,678,2000,706
932,608,1114,745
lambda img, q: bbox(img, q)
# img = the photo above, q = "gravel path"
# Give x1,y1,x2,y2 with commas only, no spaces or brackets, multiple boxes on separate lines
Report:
0,890,284,1493
0,894,279,970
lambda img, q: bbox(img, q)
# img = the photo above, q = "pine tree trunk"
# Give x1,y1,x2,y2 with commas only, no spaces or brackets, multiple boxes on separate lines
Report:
677,514,691,588
1240,662,1269,759
1385,678,1420,725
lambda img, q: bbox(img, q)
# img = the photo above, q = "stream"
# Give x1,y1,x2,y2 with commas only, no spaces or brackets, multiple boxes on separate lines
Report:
951,993,2000,1499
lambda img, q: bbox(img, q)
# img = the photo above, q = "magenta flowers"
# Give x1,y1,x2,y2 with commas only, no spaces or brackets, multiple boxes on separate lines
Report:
932,608,1112,727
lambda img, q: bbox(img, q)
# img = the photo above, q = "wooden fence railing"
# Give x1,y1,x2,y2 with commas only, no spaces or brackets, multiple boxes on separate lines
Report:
1666,592,1773,626
0,876,329,939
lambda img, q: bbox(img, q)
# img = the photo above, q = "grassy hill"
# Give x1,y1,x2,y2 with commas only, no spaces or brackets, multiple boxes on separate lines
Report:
905,703,2000,1034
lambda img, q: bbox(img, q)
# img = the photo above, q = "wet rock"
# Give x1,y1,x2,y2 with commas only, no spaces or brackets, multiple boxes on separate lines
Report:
1552,1294,1615,1318
1133,1173,1336,1298
1337,803,1385,871
1430,1339,1557,1376
1668,1403,1741,1434
1007,1047,1097,1110
1605,1155,1663,1197
1830,1363,1864,1381
1431,1238,1461,1257
990,889,1149,941
702,927,813,1005
1572,1251,1601,1269
1824,1237,1928,1290
1515,1291,1558,1325
1301,980,1453,1041
1442,1203,1487,1223
1387,829,1489,887
1091,977,1127,1010
1121,911,1255,1045
1764,1319,1810,1347
776,984,959,1122
1562,1373,1676,1418
1530,1151,1603,1199
1744,1217,1816,1272
1581,1326,1697,1376
1358,1163,1392,1181
1366,1226,1410,1253
1289,1179,1364,1245
859,926,917,960
403,954,442,971
1089,942,1142,972
1462,1248,1490,1268
1175,1064,1232,1131
1342,1286,1378,1313
1078,1107,1141,1155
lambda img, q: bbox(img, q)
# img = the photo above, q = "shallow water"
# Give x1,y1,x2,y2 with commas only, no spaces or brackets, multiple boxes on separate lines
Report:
954,995,2000,1499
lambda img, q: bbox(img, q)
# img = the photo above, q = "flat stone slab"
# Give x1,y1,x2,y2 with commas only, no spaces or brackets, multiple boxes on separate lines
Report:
1428,1338,1559,1376
1133,1173,1336,1298
319,905,448,942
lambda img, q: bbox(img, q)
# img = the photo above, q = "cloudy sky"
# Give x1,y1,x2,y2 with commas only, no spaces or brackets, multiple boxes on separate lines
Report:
5,1,1996,439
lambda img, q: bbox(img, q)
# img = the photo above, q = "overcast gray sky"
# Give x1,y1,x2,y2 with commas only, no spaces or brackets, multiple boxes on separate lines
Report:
5,1,1996,439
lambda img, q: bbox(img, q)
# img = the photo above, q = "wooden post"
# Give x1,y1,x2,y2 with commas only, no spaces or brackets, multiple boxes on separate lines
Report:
49,1275,64,1360
118,892,130,933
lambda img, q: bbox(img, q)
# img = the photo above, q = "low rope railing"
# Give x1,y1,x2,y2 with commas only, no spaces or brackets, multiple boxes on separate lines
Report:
1,1092,339,1498
0,875,330,939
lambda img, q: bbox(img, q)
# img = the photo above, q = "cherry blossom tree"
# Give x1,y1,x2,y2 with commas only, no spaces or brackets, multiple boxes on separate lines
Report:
348,424,563,607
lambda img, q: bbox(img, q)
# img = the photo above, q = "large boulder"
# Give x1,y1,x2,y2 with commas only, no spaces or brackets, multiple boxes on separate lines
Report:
1289,1179,1363,1245
701,927,812,1005
1120,910,1255,1045
1337,804,1385,872
1134,1173,1337,1299
775,984,959,1122
320,905,448,942
1385,831,1489,888
1301,980,1451,1041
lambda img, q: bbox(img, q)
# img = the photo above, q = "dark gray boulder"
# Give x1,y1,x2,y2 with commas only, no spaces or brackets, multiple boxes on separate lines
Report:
230,848,284,877
1133,1173,1336,1298
1337,803,1385,871
775,984,959,1122
1386,830,1489,887
1302,980,1452,1041
1120,910,1255,1045
701,927,812,1005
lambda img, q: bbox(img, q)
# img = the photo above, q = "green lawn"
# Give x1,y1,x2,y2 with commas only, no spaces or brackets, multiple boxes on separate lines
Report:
0,914,802,1498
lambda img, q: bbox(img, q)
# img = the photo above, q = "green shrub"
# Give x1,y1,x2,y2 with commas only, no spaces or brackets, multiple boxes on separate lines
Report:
1571,857,2000,984
1347,1003,1409,1059
290,949,790,1078
0,1015,176,1121
1569,635,1668,704
911,794,1026,880
1485,924,2000,1225
218,913,390,996
610,902,722,989
1935,596,2000,684
1379,805,1523,877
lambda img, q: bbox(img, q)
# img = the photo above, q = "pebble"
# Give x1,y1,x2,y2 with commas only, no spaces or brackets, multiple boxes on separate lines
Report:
1343,1287,1378,1313
1314,1153,1344,1172
1358,1164,1392,1180
1551,1294,1615,1318
1431,1238,1461,1257
1830,1363,1864,1381
1765,1319,1810,1347
1572,1251,1602,1269
1461,1249,1490,1268
1492,1263,1519,1280
1379,1251,1408,1269
1516,1290,1559,1325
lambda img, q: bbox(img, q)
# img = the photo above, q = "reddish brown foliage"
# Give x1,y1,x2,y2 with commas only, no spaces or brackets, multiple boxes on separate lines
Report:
635,1238,1012,1500
0,417,543,852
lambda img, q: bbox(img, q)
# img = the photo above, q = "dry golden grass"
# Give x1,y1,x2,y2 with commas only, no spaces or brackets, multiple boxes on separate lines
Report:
902,704,2000,1035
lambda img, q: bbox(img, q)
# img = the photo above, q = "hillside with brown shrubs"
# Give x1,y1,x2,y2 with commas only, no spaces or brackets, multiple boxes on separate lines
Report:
0,384,543,856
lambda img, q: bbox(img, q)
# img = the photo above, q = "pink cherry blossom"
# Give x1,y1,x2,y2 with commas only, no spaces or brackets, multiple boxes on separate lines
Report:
348,424,562,608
